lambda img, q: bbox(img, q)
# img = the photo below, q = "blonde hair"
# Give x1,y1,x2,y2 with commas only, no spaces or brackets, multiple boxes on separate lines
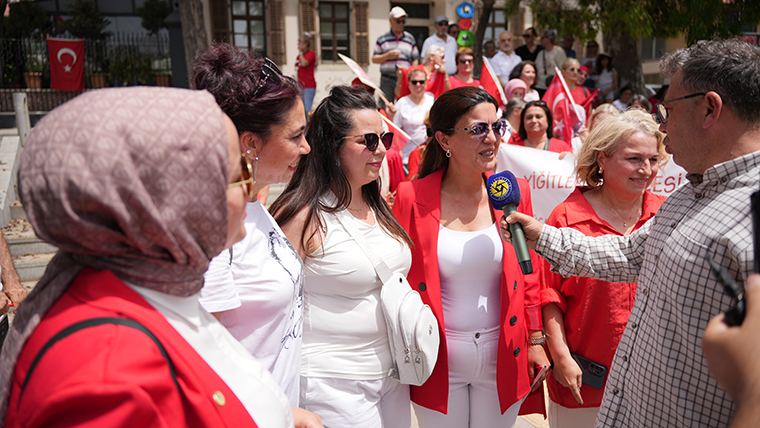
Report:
575,109,669,188
588,103,619,130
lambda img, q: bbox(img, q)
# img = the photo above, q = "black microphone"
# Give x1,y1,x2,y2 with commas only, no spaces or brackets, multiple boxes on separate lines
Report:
487,171,533,275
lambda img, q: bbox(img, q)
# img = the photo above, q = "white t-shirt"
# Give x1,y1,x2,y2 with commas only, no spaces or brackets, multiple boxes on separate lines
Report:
130,284,294,428
301,206,412,380
491,50,522,86
437,223,503,332
421,33,459,75
393,93,435,163
200,202,303,405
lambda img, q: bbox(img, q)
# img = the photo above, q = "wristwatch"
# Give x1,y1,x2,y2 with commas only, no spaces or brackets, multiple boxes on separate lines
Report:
528,333,546,346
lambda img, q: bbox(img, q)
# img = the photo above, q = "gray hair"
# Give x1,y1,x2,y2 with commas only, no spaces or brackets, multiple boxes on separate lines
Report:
424,44,445,59
542,29,557,45
660,39,760,124
505,98,526,118
627,94,652,112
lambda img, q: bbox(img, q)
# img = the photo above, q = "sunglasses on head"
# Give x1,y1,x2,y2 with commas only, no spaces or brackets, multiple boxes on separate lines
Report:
252,57,283,98
344,132,394,152
228,154,255,200
451,119,508,140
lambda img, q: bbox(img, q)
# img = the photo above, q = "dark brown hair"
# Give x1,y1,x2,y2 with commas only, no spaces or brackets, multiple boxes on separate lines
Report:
191,43,302,137
270,86,412,255
417,87,498,179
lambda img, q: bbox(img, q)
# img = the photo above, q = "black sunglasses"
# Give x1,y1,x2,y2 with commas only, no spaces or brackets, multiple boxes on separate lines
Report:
410,79,426,85
252,57,283,98
458,58,474,64
344,132,394,152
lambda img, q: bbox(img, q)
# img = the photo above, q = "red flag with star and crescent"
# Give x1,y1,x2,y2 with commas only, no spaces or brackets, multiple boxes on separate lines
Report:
47,38,85,91
542,68,582,144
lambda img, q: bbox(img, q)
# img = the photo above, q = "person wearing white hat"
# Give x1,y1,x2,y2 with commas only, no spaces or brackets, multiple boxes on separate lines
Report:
373,6,420,108
421,15,458,75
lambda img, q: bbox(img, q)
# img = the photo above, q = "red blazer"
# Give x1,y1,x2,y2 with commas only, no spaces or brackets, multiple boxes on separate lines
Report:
5,268,258,428
393,168,545,415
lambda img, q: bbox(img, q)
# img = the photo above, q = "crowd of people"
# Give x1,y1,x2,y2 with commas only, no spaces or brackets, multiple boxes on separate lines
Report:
0,11,757,428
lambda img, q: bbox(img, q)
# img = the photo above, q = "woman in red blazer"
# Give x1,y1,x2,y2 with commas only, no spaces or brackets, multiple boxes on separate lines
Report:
393,87,549,428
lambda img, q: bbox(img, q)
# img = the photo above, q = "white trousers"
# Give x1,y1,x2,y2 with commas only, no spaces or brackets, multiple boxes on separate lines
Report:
299,375,410,428
413,327,526,428
547,400,599,428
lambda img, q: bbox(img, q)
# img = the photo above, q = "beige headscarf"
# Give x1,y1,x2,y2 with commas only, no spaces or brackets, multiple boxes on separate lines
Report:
0,87,230,422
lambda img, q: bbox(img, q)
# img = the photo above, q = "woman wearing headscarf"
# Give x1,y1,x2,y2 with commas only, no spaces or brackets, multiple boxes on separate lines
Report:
0,87,293,428
504,79,528,101
271,86,414,428
393,87,549,428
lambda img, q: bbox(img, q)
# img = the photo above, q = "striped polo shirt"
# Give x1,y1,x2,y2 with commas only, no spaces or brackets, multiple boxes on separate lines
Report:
374,30,420,77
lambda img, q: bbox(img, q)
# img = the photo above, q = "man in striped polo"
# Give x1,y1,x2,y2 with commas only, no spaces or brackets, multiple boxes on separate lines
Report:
372,6,419,108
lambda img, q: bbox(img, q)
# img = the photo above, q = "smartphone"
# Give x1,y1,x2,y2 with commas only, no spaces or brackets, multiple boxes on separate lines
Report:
571,353,607,390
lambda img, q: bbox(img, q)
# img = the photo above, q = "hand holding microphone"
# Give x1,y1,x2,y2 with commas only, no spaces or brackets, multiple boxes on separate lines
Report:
487,171,535,275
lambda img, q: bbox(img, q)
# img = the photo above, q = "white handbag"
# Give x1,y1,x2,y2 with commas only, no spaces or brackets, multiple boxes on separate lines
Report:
334,209,440,386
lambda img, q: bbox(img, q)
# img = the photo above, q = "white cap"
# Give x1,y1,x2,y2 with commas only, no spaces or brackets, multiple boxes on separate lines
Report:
389,6,407,19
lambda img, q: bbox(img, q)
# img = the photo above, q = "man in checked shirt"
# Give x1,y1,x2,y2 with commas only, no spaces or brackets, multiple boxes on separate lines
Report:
501,38,760,428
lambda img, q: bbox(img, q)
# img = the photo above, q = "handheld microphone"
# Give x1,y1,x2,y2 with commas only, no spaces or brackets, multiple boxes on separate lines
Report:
487,171,533,275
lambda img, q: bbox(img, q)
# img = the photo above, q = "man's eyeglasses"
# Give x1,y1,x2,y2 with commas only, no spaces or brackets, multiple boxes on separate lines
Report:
450,119,508,140
410,79,426,85
228,154,255,199
655,92,707,124
394,18,406,24
251,57,283,98
344,132,394,152
458,58,473,64
436,21,448,26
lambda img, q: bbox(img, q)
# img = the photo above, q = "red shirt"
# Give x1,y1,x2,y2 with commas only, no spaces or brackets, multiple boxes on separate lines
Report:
398,64,447,99
448,75,481,89
539,188,665,408
296,50,316,88
507,135,573,153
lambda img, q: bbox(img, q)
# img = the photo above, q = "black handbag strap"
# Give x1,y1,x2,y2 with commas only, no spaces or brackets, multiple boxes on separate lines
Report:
19,317,180,405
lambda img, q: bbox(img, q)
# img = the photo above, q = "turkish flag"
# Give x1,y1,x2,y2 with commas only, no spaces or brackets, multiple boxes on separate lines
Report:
542,70,581,144
47,38,85,91
480,58,507,107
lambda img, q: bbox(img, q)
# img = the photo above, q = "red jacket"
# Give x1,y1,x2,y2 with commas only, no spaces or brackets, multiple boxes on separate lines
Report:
393,168,545,415
5,268,258,428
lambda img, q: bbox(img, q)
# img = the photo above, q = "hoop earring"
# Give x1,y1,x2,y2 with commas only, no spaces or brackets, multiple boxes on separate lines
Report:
446,150,451,158
253,156,259,183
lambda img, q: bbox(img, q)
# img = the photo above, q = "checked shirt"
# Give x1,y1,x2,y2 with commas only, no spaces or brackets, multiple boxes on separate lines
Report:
536,150,760,427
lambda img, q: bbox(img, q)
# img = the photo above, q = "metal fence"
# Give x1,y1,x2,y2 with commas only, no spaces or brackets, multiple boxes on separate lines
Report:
1,33,172,90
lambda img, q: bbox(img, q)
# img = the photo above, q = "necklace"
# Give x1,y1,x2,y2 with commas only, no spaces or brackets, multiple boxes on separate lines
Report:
600,193,641,228
347,202,367,212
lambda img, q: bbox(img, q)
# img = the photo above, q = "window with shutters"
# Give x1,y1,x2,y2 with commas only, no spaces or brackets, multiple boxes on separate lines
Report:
483,9,508,43
319,2,350,62
353,2,369,65
230,0,266,54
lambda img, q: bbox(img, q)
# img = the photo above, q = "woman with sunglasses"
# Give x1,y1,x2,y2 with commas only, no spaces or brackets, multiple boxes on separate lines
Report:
543,58,594,119
448,48,480,89
394,68,435,164
271,85,413,428
191,44,320,427
0,87,294,427
393,87,549,428
508,100,573,153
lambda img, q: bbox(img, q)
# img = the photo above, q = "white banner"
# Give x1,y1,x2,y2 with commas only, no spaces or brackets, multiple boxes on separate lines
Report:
496,144,688,222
